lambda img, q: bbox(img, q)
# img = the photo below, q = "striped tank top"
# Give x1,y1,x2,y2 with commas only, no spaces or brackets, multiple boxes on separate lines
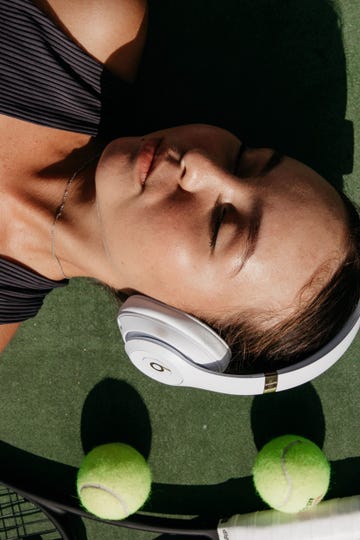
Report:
0,0,130,323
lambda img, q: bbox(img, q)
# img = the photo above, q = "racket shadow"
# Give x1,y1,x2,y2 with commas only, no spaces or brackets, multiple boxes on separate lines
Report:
0,432,358,538
0,440,86,539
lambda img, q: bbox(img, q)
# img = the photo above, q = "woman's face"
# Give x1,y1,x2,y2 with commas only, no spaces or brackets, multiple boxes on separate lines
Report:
95,124,347,322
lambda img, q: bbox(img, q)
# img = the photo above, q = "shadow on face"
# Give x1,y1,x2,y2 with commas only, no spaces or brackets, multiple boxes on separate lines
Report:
108,0,353,192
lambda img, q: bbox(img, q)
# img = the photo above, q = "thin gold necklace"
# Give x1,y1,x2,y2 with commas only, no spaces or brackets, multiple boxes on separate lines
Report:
50,154,99,279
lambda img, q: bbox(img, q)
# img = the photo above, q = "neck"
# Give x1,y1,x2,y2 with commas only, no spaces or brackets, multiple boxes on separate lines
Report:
53,152,107,278
0,117,128,289
49,149,128,290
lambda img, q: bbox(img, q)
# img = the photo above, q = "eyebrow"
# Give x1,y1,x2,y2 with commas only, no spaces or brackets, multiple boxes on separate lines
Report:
231,202,263,277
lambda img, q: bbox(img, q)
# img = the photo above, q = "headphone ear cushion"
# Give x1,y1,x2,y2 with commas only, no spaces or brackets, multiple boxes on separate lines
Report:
117,295,231,373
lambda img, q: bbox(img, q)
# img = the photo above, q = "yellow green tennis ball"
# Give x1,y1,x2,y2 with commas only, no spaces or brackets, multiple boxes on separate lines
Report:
253,435,330,514
77,443,151,520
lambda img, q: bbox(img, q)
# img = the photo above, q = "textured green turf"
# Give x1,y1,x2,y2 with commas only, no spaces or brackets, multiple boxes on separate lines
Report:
0,1,359,539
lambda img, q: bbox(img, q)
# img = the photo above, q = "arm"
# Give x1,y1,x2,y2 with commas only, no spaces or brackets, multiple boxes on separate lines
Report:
0,322,20,353
34,0,148,81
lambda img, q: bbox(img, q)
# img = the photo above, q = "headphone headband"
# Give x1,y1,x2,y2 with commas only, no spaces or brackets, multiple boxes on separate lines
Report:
117,295,360,395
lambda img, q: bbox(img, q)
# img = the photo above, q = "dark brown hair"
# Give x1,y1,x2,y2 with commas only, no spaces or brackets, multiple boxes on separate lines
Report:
205,191,360,374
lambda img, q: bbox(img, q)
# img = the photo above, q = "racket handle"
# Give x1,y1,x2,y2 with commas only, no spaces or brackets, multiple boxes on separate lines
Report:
217,496,360,540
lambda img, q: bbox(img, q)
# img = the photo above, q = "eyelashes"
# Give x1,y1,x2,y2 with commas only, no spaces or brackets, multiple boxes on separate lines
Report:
209,141,249,251
209,143,245,250
210,202,227,250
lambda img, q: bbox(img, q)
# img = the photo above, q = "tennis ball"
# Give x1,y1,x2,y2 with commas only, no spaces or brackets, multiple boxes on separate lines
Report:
77,443,151,520
253,435,330,514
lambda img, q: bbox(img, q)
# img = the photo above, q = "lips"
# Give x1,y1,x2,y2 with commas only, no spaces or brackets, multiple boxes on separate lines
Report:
137,138,163,187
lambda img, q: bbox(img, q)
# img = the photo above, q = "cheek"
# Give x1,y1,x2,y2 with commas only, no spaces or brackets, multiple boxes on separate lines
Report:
103,200,199,271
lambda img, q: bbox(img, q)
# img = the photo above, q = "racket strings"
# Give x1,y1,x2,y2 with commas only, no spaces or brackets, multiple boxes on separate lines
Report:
0,485,63,540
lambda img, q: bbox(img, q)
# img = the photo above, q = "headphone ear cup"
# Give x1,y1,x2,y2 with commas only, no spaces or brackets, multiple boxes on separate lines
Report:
118,296,360,395
117,295,231,376
124,337,188,385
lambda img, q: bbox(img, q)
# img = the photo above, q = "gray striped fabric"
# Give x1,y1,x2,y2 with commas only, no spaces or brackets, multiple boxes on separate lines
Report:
0,0,103,135
0,259,68,324
0,0,109,322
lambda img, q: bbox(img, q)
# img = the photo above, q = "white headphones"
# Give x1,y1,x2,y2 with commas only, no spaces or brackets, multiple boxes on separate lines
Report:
117,295,360,395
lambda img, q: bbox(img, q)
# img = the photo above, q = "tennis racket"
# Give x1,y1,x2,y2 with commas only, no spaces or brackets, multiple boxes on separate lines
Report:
217,495,360,540
2,478,359,539
0,483,74,540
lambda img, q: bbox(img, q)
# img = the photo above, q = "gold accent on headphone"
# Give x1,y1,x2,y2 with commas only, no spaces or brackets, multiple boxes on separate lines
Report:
264,372,278,393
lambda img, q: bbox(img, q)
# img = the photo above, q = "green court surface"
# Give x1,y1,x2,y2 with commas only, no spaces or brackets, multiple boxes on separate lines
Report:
0,1,359,539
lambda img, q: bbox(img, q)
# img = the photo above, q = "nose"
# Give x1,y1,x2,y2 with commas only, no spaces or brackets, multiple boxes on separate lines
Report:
178,149,239,197
179,150,224,192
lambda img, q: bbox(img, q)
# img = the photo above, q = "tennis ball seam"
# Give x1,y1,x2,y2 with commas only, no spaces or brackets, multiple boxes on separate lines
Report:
79,483,129,516
279,439,303,509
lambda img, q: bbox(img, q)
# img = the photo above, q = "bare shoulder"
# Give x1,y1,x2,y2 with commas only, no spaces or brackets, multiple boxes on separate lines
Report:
0,322,20,353
33,0,148,80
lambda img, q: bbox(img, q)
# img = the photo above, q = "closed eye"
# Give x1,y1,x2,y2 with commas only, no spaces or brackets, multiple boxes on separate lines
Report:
210,199,227,251
234,142,284,177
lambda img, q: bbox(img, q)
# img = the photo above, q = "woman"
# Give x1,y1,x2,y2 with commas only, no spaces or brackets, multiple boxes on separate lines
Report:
0,0,359,372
